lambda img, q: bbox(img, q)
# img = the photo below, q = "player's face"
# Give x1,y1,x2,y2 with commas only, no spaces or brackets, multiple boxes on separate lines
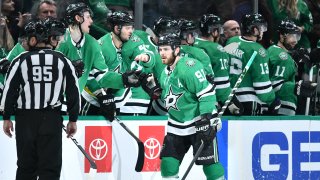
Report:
284,33,300,49
120,25,134,41
159,45,175,65
80,11,93,33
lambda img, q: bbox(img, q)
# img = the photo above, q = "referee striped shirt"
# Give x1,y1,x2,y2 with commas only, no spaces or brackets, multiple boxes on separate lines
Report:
0,49,80,122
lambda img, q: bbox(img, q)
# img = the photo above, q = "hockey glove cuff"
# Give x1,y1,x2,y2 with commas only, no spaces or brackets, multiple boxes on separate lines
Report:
139,73,162,99
262,98,281,115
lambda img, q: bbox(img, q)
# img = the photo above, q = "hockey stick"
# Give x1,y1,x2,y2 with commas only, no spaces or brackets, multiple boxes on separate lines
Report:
99,88,145,172
181,49,258,180
114,116,145,172
62,125,97,178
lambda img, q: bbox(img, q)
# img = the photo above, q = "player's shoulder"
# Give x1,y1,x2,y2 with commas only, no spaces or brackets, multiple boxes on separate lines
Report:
177,56,204,72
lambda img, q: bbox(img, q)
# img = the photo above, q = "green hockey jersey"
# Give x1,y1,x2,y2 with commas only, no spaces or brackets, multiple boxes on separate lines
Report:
268,45,297,115
159,56,217,136
226,36,275,106
194,38,231,104
99,32,155,114
56,29,124,94
0,43,26,90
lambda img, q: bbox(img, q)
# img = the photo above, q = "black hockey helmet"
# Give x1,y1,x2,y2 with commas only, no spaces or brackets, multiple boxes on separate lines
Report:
158,33,181,47
199,14,223,35
153,16,179,36
178,19,198,40
241,13,267,35
277,18,300,35
65,3,92,25
107,11,134,27
179,19,197,32
24,19,48,42
44,17,66,37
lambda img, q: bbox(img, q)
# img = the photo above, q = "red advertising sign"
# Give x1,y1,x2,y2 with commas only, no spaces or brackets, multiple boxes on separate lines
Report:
85,126,112,173
139,126,165,172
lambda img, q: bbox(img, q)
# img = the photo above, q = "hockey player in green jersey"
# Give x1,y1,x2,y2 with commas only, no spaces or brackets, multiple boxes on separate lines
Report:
57,4,139,119
156,33,225,180
98,11,155,115
268,19,316,115
196,14,243,115
226,13,280,115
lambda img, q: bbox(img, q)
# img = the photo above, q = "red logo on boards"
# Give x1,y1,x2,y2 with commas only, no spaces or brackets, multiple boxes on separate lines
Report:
85,126,112,173
139,126,165,172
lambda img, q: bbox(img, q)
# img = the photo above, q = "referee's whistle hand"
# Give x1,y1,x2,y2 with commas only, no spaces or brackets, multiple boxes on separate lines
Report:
3,120,13,138
66,121,77,138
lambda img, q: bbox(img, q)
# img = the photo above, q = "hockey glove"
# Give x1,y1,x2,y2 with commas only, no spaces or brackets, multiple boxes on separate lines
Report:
206,74,215,85
71,60,84,77
195,113,220,146
97,93,116,122
122,70,141,87
262,98,281,115
0,59,10,74
139,73,162,99
227,95,244,115
295,80,317,97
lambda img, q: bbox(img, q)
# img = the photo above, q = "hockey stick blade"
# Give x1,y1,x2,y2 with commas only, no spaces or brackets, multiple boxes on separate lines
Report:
114,117,145,172
181,140,204,180
62,125,97,171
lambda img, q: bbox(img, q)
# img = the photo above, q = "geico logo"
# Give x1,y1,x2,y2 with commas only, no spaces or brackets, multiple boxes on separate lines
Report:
252,131,320,179
196,125,209,132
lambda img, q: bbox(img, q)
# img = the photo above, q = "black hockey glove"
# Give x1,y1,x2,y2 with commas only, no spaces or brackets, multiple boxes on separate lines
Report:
262,98,281,115
71,60,84,77
97,93,116,122
195,113,221,146
206,74,215,85
139,73,162,99
122,70,141,87
0,59,10,74
227,95,244,115
295,80,317,97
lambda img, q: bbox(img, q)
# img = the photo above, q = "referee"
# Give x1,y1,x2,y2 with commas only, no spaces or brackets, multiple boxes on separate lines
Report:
1,18,80,180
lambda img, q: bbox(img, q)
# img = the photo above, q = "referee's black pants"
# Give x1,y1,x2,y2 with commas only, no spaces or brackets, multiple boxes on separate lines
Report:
15,108,62,180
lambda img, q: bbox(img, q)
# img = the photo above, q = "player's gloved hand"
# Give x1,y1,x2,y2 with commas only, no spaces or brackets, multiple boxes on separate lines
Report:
195,113,220,146
295,80,317,97
97,93,116,122
0,59,11,74
139,73,162,99
71,60,84,77
205,74,215,85
262,98,281,115
122,70,141,87
227,96,244,115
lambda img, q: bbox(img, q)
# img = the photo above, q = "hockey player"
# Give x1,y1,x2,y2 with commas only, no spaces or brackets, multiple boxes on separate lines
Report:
196,14,243,115
268,19,317,115
157,33,224,180
57,3,139,119
98,11,155,115
226,13,280,115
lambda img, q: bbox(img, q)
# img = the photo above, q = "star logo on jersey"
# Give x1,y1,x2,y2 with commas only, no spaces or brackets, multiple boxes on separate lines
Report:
164,86,183,111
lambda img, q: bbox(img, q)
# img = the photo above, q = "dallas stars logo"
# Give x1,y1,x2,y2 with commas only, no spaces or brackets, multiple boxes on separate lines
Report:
164,86,183,111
